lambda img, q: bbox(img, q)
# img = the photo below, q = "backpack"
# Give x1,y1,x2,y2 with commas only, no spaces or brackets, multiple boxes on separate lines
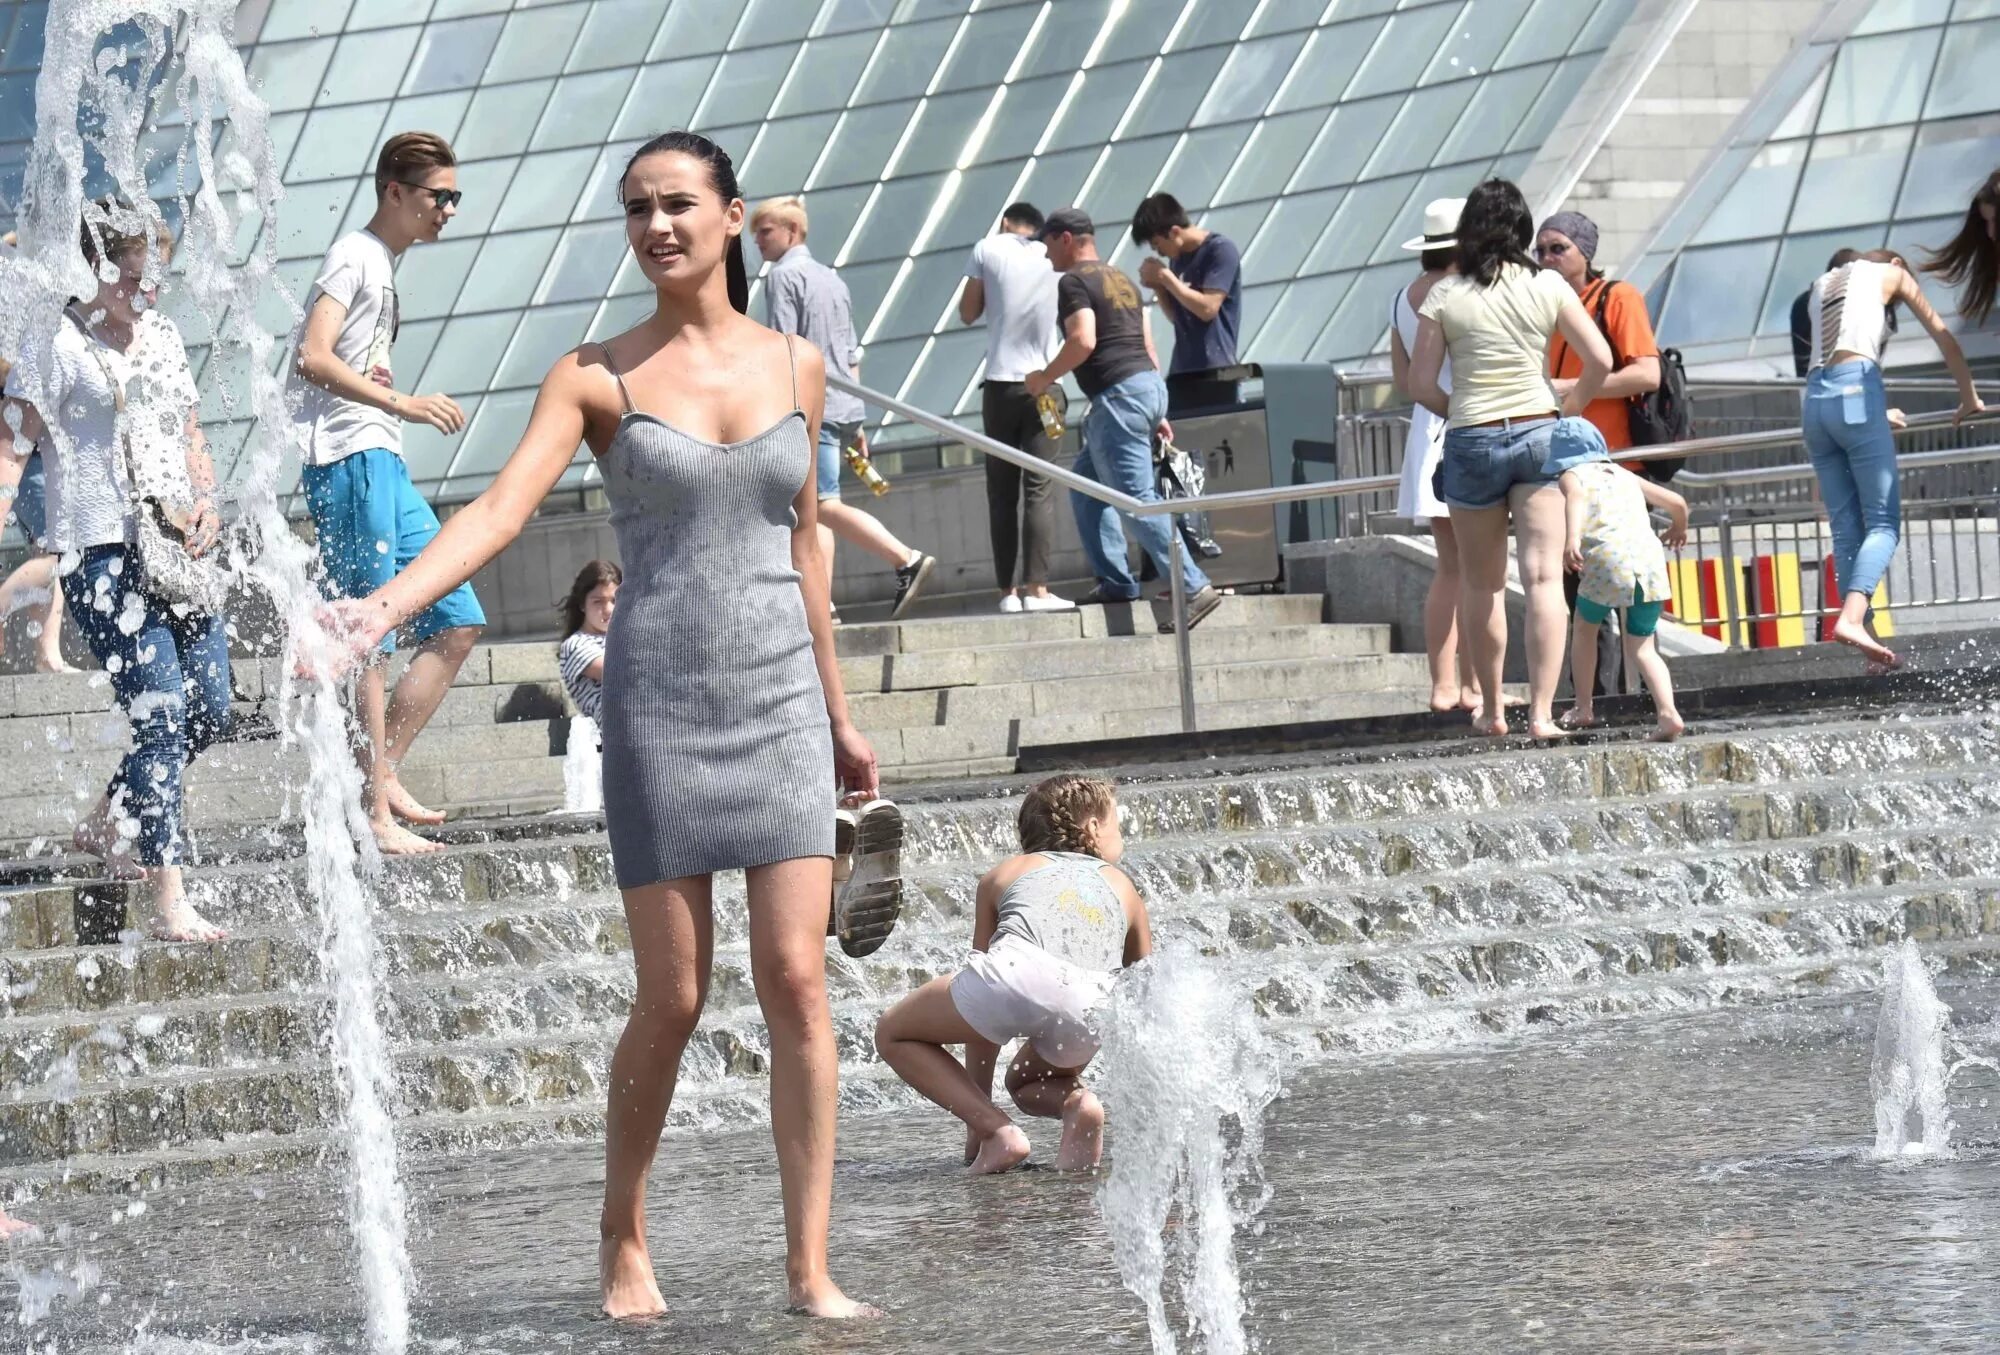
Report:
1560,280,1693,482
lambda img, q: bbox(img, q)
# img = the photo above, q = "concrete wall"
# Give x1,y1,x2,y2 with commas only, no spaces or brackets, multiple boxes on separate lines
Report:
1564,0,1828,272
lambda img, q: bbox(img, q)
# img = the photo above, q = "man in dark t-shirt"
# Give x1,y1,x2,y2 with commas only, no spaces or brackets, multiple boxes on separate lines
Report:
1024,207,1217,626
1131,192,1242,377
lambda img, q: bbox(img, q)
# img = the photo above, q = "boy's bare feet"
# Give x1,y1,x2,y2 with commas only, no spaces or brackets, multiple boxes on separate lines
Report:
787,1275,884,1320
384,778,447,826
1648,713,1686,743
1055,1090,1105,1172
969,1124,1031,1175
371,819,442,856
600,1235,668,1320
1829,618,1901,668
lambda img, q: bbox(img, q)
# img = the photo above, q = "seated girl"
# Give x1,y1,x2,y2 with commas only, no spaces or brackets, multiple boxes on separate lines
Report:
875,774,1151,1174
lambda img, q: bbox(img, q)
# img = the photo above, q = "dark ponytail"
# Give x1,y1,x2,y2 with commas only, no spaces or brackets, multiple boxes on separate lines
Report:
1455,178,1538,288
618,130,750,315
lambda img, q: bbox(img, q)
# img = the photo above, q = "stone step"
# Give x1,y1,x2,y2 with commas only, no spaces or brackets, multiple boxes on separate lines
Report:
9,812,2000,1094
5,873,1997,1166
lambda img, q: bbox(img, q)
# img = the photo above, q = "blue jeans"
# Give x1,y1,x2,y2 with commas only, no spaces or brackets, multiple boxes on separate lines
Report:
1071,371,1209,599
1803,360,1899,600
61,545,232,867
302,449,486,653
1439,416,1558,510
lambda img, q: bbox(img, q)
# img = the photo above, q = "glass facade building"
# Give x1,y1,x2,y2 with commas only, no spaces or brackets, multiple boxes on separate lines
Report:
1629,0,2000,366
4,0,1640,501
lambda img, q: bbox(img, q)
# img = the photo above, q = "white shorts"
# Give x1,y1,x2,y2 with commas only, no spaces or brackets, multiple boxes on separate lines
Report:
950,935,1113,1069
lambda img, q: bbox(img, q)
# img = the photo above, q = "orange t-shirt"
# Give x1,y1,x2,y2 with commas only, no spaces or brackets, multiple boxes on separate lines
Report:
1547,276,1660,452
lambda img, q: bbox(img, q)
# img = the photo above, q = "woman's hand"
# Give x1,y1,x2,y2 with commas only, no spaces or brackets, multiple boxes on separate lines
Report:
1957,395,1987,427
299,597,393,681
184,498,221,558
832,719,879,799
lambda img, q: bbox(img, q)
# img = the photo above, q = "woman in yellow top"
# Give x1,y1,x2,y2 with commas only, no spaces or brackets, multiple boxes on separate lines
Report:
1409,179,1611,740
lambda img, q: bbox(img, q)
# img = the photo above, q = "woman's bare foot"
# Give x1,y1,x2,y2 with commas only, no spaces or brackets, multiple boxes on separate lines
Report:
33,652,77,675
1648,713,1686,743
1829,619,1901,669
371,819,443,856
1055,1090,1105,1172
384,778,447,826
787,1275,883,1320
1471,708,1508,737
1526,718,1568,741
600,1235,668,1320
72,816,144,880
969,1123,1032,1175
150,898,226,943
1558,708,1601,731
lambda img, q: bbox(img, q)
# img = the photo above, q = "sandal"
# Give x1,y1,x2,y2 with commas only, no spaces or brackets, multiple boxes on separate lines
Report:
832,798,904,958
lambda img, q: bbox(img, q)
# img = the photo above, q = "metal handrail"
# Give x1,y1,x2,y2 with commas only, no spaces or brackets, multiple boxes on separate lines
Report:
1674,442,2000,490
826,372,1998,734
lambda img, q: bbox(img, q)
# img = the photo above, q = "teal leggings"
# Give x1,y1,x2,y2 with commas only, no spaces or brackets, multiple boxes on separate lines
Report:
1576,586,1665,638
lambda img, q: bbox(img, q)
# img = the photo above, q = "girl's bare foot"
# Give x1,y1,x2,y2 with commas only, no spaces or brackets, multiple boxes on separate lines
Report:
1557,708,1601,731
371,819,443,856
150,899,226,943
34,652,77,675
787,1275,883,1320
1829,619,1901,669
384,778,447,826
969,1123,1031,1175
72,813,144,879
1648,713,1686,743
0,1210,34,1239
600,1235,668,1320
1471,709,1508,737
1055,1090,1105,1171
1526,718,1568,741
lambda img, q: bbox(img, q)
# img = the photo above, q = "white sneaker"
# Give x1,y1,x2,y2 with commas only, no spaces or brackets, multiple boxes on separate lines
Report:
1022,593,1077,612
999,594,1024,613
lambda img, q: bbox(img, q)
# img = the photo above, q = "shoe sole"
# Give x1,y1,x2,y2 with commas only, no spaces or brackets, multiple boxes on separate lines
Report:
890,556,937,620
834,800,904,958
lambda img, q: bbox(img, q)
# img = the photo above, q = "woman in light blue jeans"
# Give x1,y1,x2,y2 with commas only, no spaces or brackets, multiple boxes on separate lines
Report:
1801,251,1984,667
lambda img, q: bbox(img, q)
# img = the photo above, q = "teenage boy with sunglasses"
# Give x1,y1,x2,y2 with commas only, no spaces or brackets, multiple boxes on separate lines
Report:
290,130,483,856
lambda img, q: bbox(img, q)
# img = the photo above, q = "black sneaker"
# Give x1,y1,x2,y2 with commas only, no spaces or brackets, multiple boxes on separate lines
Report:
890,553,935,619
1159,584,1223,633
1077,584,1140,606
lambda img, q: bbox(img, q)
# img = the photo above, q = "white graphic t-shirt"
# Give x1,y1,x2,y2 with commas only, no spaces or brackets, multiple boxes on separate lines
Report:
291,229,402,466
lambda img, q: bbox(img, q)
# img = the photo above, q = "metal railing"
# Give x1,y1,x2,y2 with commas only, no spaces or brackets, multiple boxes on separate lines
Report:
830,372,1999,734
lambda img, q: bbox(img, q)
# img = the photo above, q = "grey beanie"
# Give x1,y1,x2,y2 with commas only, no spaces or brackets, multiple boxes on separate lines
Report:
1539,210,1600,263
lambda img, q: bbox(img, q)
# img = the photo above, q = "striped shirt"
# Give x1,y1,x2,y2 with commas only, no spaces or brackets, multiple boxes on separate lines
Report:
557,630,606,721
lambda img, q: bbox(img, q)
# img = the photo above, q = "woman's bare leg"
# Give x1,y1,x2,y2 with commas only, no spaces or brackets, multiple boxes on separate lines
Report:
600,875,713,1320
745,856,877,1319
1425,519,1466,711
0,556,70,672
1447,504,1513,735
1510,482,1570,739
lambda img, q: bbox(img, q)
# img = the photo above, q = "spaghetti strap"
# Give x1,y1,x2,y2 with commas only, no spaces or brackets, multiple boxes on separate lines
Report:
598,342,634,415
783,333,799,412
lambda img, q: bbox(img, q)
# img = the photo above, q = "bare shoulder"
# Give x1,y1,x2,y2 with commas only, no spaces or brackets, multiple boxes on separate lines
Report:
981,853,1043,893
551,342,627,444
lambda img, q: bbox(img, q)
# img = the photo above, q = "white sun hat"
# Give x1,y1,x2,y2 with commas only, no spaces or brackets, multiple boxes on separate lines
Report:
1400,197,1467,252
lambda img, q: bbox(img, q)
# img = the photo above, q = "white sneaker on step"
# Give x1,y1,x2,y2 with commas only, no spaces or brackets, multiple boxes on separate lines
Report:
998,594,1024,613
1021,593,1076,612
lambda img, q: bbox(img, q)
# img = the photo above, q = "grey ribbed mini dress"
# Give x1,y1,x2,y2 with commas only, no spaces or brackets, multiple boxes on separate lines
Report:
595,337,834,889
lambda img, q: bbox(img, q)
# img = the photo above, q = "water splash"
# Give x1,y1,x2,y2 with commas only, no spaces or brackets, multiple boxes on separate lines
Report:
1095,942,1281,1355
1870,940,1999,1158
0,1,412,1347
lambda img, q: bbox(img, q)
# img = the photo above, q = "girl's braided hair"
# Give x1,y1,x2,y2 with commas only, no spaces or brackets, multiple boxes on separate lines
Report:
1017,773,1117,857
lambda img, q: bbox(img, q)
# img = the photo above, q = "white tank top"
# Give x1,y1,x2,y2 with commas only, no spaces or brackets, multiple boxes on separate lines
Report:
1809,259,1894,370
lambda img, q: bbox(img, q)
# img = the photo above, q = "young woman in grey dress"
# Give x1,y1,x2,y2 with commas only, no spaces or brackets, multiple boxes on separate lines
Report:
323,132,880,1321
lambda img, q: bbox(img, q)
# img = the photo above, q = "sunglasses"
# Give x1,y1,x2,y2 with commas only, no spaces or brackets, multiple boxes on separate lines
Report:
1535,241,1572,259
397,182,463,210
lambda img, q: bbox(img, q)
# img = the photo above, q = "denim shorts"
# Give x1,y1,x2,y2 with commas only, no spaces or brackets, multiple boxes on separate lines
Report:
816,422,860,501
1440,416,1559,510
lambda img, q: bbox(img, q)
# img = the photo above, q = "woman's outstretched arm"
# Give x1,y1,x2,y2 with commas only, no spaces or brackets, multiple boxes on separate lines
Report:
333,353,592,650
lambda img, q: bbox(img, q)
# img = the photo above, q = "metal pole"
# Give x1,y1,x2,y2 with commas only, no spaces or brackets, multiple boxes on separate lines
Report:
1168,520,1196,733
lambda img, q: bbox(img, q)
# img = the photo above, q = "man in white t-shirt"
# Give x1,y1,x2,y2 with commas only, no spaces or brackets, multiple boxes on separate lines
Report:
290,131,480,856
958,202,1071,613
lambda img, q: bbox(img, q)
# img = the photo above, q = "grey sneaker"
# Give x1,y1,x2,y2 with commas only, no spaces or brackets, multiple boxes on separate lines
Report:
831,799,904,958
1158,584,1223,633
891,553,935,619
